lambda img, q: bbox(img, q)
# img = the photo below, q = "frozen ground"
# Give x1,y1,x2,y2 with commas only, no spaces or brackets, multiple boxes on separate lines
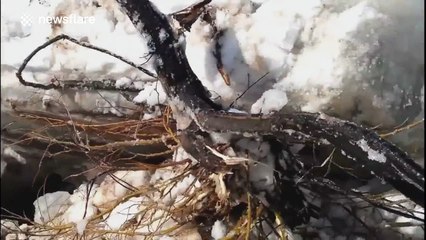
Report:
1,0,424,239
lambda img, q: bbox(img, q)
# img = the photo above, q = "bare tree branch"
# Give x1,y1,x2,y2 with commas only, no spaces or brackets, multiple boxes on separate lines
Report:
197,111,425,206
116,0,221,111
16,34,156,91
115,0,424,209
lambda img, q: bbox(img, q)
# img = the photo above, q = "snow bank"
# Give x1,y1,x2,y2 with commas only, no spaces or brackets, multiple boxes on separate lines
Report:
2,0,423,124
184,0,424,131
182,0,424,161
2,0,423,136
27,166,202,237
1,0,156,121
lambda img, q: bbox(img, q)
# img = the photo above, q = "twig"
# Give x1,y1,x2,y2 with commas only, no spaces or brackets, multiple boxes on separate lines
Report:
228,72,269,109
16,34,156,91
380,119,424,138
205,145,250,165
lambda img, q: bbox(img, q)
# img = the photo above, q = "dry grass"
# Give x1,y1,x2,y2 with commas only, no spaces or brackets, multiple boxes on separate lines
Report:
1,106,424,240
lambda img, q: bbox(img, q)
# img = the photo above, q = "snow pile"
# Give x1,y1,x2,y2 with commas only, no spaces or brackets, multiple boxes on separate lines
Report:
93,170,151,208
182,0,424,164
185,0,323,111
211,220,227,240
104,196,143,230
1,0,155,119
162,174,202,205
1,0,423,124
133,82,167,106
32,184,97,234
184,0,423,129
2,0,423,140
17,165,204,238
63,183,98,235
33,191,71,225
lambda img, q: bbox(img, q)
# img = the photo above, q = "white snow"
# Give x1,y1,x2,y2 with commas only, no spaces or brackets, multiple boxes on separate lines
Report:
356,139,387,163
115,76,133,88
251,88,288,114
150,0,202,14
255,1,388,117
1,0,156,124
63,183,98,235
180,0,424,135
93,170,151,208
159,28,168,43
2,0,424,127
209,132,233,145
133,81,167,106
227,108,247,114
162,174,201,205
211,220,227,240
31,183,99,234
2,147,26,165
1,0,424,239
33,191,71,224
142,105,163,120
173,146,198,164
104,196,143,230
185,0,321,110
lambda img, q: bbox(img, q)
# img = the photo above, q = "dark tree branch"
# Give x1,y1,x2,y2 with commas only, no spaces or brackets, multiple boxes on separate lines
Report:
116,0,424,208
179,121,224,172
196,111,424,206
55,78,142,92
116,0,221,111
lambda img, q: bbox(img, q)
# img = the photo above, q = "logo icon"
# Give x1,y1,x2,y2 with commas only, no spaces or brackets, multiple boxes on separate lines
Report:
20,13,33,27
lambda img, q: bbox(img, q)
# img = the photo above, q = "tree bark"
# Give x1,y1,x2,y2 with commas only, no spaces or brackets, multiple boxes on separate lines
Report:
116,0,221,112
